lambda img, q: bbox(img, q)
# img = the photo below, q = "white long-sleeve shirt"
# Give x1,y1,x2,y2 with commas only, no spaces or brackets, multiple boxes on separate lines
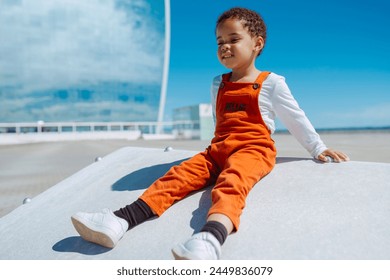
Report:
210,72,327,159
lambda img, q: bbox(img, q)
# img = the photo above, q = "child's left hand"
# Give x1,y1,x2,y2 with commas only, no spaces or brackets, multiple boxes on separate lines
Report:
317,149,350,163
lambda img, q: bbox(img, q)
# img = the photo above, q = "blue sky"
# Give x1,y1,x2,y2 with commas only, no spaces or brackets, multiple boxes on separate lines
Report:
0,0,388,129
166,0,390,129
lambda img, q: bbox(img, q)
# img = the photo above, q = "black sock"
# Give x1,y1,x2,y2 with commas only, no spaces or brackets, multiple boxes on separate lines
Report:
114,199,155,231
200,221,228,245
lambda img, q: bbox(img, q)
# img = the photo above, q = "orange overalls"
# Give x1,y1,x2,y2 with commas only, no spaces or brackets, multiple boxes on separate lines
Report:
140,71,276,230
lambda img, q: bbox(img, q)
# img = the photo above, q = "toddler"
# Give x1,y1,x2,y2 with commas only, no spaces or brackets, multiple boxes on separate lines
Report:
71,7,349,260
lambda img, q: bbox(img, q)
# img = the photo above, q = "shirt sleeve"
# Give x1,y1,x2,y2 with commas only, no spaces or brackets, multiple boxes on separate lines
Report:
210,75,222,125
271,76,328,158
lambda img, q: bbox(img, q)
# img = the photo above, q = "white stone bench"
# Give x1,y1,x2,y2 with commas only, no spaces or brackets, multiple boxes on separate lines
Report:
0,147,389,259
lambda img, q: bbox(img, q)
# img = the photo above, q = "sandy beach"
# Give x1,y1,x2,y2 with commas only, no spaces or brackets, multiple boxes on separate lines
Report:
1,130,389,218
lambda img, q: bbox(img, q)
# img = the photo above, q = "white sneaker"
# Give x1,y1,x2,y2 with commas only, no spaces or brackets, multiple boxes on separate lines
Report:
171,232,221,260
71,208,128,248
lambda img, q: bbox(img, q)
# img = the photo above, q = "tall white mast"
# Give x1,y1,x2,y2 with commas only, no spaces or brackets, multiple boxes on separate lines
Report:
157,0,170,133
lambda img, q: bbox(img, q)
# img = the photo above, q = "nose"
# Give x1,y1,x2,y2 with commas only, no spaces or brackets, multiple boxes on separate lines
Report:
219,43,230,52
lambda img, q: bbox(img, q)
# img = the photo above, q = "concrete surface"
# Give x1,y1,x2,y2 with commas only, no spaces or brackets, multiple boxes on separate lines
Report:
0,147,389,260
2,132,390,218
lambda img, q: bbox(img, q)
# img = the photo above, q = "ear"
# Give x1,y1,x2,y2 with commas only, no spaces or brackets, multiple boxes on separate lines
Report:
254,36,264,53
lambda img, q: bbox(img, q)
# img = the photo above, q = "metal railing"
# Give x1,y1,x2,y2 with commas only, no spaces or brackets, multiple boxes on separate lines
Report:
0,120,200,135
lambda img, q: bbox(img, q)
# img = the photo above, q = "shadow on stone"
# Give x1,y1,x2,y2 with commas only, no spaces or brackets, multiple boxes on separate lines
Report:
111,159,188,191
190,188,212,233
52,236,111,255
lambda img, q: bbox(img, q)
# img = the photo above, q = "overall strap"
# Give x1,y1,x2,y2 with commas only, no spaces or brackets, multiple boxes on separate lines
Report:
221,73,231,82
253,71,271,88
220,71,271,85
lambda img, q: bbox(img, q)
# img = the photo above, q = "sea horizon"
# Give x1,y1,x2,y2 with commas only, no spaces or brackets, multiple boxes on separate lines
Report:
274,125,390,134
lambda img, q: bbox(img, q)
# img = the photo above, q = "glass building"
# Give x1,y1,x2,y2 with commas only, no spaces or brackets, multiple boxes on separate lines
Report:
0,0,169,123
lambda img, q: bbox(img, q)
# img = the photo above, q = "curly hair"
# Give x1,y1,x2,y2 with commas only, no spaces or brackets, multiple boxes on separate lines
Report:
216,7,267,55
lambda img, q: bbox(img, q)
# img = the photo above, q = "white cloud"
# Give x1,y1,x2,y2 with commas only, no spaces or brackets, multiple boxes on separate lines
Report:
0,0,165,95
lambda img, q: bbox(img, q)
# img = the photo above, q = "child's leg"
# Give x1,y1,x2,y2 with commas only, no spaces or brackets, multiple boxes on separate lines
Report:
72,150,217,248
205,213,233,239
208,149,275,231
72,200,156,248
172,150,275,260
114,198,156,230
139,150,218,216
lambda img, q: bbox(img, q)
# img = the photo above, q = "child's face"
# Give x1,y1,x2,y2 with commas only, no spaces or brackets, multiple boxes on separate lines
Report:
216,18,262,71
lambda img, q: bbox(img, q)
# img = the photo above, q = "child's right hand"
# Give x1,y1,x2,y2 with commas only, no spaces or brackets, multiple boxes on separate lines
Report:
317,149,350,163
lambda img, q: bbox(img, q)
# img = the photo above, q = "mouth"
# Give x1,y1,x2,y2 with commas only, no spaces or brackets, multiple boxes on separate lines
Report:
222,54,233,59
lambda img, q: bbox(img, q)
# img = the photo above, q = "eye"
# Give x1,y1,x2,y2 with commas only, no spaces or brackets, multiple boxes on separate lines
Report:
230,38,239,44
